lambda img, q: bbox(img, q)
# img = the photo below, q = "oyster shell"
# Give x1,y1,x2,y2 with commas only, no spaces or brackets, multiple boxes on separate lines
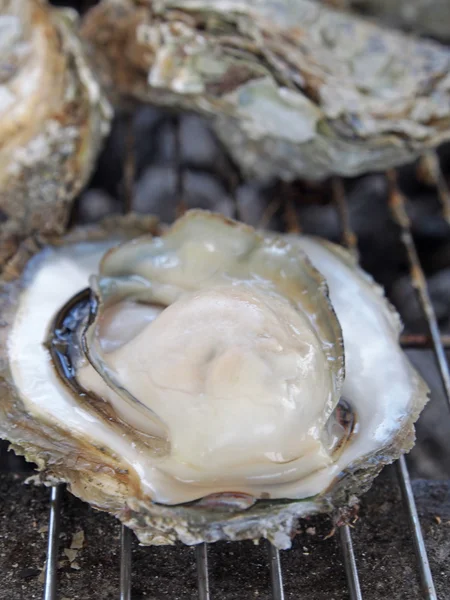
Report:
82,0,450,181
0,0,111,265
323,0,450,41
0,211,428,548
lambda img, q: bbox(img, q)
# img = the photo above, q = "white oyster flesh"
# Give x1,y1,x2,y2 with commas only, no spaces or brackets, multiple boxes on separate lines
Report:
81,285,336,486
290,237,429,483
8,212,349,504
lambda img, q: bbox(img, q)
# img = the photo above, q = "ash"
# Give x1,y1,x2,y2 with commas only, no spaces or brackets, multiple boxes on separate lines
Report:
1,470,449,600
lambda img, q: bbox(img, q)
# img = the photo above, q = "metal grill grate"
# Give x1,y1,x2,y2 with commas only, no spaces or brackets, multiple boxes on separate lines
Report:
36,131,450,599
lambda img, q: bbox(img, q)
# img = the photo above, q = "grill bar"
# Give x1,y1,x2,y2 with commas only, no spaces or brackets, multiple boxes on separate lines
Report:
281,182,302,234
43,485,63,600
339,525,363,600
420,151,450,225
123,116,135,214
174,115,186,217
388,170,450,410
268,543,285,600
396,457,438,600
196,543,211,600
332,177,359,258
400,333,450,349
120,525,132,600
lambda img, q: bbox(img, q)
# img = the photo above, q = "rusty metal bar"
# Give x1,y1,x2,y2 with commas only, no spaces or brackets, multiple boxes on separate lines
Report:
418,152,450,225
387,169,450,411
123,114,136,215
259,197,282,229
328,177,364,599
332,173,443,600
330,183,364,598
281,181,302,234
385,168,445,599
332,177,359,258
400,333,450,349
174,116,186,217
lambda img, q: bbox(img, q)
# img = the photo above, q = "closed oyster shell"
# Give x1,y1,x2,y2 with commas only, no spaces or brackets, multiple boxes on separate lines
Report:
0,0,111,266
82,0,450,181
0,212,428,549
323,0,450,42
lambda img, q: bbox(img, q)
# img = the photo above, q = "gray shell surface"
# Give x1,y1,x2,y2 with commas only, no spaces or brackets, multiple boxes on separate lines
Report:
324,0,450,41
0,0,112,266
82,0,450,181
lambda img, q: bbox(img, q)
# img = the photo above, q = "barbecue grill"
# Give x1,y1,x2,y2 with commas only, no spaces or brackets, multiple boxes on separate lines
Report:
1,4,450,582
1,116,449,598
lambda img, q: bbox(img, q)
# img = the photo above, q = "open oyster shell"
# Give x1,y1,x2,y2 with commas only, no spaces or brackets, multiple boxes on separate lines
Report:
82,0,450,181
0,0,111,265
0,212,428,548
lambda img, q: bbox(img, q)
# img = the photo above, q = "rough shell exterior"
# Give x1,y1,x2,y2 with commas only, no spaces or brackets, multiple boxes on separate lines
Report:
0,215,428,548
324,0,450,41
0,0,112,266
82,0,450,181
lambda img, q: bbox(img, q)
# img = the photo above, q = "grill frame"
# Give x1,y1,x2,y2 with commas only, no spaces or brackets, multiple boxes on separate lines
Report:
33,128,450,599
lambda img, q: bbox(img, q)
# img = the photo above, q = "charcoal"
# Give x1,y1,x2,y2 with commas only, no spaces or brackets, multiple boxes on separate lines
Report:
75,189,121,225
133,166,178,221
179,115,222,171
133,107,172,176
236,182,272,228
133,167,235,222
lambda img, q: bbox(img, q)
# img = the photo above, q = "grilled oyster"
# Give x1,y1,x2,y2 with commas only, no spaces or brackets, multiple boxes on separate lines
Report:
82,0,450,181
0,0,111,265
0,211,428,548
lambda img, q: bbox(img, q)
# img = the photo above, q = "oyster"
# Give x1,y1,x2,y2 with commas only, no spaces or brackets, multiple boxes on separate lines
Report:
0,211,428,548
82,0,450,181
0,0,111,265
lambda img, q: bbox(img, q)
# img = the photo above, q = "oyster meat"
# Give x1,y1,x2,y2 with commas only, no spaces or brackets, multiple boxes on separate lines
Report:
82,0,450,181
0,0,111,265
0,211,428,548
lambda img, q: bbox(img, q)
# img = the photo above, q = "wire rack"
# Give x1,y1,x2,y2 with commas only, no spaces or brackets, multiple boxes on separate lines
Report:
34,130,450,600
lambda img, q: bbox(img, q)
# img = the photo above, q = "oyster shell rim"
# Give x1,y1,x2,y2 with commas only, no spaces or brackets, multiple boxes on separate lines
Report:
0,212,428,548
